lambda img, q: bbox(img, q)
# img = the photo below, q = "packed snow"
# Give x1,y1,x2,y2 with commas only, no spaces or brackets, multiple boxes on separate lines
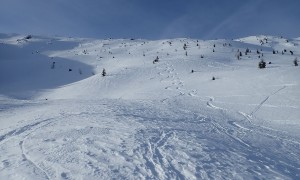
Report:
0,33,299,179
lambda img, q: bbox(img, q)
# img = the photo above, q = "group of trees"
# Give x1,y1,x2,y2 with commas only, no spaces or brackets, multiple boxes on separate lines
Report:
52,39,298,78
233,47,298,69
258,58,298,69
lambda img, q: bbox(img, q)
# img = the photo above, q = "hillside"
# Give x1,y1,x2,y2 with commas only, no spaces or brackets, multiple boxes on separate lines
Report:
0,34,299,179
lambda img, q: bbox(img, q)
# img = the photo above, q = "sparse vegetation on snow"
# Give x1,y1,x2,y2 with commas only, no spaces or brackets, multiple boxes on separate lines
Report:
0,34,299,179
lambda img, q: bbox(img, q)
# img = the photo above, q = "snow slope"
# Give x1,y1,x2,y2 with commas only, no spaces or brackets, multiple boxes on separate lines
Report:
0,34,299,179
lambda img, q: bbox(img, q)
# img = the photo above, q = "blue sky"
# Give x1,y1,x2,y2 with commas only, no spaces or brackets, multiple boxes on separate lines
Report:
0,0,299,39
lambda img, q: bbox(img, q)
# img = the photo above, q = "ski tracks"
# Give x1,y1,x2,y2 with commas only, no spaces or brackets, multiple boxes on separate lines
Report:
0,117,55,179
156,61,200,102
204,93,300,179
134,129,187,179
250,85,286,116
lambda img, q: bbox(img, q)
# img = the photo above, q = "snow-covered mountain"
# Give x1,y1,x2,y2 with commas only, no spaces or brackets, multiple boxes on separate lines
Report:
0,33,299,179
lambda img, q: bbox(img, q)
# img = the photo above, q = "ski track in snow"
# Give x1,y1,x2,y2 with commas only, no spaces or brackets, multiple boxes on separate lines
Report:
0,118,54,179
113,99,300,179
1,35,300,179
250,85,287,116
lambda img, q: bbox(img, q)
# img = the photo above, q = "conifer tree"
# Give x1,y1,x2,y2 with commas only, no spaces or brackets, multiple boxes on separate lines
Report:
258,60,266,69
183,43,187,50
102,68,106,76
294,58,298,66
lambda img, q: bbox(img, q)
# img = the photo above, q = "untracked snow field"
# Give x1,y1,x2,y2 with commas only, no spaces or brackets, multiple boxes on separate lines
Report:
0,34,300,179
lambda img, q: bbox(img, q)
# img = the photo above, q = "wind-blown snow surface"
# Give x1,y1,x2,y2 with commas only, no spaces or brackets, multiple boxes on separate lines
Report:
0,34,300,179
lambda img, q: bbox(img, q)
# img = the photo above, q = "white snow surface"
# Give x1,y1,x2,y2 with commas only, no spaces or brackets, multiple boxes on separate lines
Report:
0,34,300,179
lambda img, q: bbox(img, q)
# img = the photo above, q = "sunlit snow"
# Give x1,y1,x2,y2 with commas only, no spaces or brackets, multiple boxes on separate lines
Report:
0,34,299,179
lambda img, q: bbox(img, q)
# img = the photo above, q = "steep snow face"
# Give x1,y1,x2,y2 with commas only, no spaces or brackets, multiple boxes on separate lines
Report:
0,34,299,179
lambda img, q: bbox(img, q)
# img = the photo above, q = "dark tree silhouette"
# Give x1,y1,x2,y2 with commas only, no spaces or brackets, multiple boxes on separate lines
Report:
25,35,32,39
153,56,159,64
294,58,298,66
102,68,106,76
258,60,266,69
51,62,55,69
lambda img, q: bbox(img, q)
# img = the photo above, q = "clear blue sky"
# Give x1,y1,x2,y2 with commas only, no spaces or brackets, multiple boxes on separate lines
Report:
0,0,299,39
